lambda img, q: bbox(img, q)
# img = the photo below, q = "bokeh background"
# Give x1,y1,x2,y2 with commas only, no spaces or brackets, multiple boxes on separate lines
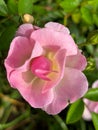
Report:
0,0,98,130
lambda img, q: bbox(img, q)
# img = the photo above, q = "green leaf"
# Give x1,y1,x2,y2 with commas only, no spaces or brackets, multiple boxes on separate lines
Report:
86,30,98,45
18,0,33,15
93,14,98,26
87,0,98,9
7,0,18,14
84,69,98,86
66,99,84,124
60,0,81,13
84,88,98,101
0,26,16,51
86,45,94,55
84,57,95,72
80,6,93,25
0,0,8,16
92,112,98,130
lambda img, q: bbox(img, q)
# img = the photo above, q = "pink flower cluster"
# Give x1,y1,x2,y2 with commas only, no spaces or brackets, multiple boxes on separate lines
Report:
4,22,88,115
83,80,98,120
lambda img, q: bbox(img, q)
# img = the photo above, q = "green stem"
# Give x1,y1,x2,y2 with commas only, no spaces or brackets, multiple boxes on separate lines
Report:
54,115,68,130
0,110,30,130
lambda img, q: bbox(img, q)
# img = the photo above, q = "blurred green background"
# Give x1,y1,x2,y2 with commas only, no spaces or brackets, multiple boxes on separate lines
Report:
0,0,98,130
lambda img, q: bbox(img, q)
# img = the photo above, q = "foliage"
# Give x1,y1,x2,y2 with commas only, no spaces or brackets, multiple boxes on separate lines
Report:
0,0,98,130
84,88,98,101
66,99,84,124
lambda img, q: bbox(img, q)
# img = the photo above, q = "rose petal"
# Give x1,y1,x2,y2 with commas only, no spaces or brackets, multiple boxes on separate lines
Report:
42,98,68,115
45,22,70,34
42,49,66,93
29,41,44,59
5,40,44,83
59,68,88,103
31,28,77,56
84,99,98,114
21,41,44,71
66,50,87,71
16,24,34,37
4,62,14,82
83,81,98,120
82,106,92,121
92,80,98,88
5,36,34,69
9,70,54,108
43,67,88,115
89,102,98,113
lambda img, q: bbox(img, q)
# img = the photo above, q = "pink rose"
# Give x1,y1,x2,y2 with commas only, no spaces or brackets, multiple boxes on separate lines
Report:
83,80,98,120
4,22,88,115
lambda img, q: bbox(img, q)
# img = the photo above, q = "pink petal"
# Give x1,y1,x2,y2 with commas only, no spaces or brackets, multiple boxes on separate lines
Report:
22,41,44,71
30,28,77,56
92,80,98,88
9,70,54,108
16,24,34,37
30,55,52,81
83,81,98,119
5,36,34,69
45,22,70,34
43,68,88,115
4,62,14,82
88,102,98,113
59,68,88,103
82,106,92,121
42,99,68,115
84,99,98,114
42,49,66,93
29,41,44,60
66,50,87,71
5,40,43,82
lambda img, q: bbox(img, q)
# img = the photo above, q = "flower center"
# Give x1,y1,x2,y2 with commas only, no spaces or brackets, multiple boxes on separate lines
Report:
30,56,52,81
